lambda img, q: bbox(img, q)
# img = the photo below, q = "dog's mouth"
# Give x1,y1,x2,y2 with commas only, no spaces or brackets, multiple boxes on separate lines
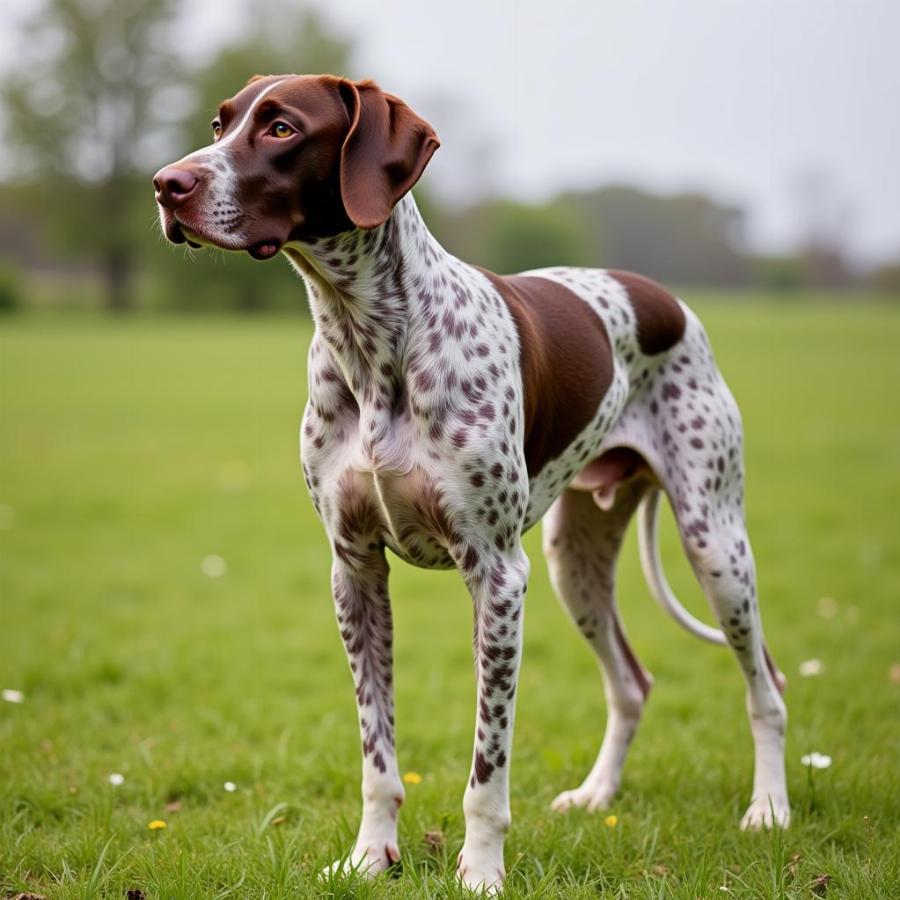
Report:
179,221,282,260
161,215,200,249
161,210,282,260
176,226,202,250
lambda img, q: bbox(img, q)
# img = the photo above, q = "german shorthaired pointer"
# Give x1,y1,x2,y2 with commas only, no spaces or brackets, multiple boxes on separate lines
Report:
154,74,789,893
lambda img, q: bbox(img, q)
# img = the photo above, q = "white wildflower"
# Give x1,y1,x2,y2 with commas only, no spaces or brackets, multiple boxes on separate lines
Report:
799,659,823,677
201,554,227,578
801,752,832,769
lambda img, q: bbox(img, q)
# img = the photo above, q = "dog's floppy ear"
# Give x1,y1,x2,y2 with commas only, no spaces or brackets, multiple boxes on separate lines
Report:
337,79,440,229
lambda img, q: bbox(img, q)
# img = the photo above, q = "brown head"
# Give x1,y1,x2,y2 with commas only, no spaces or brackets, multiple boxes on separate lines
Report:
153,75,439,259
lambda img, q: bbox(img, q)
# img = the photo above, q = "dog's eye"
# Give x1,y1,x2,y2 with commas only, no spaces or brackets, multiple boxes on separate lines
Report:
268,121,295,139
211,120,222,140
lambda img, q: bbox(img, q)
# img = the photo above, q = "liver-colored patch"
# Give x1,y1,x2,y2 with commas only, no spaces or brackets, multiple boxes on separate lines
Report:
609,269,686,355
481,271,613,478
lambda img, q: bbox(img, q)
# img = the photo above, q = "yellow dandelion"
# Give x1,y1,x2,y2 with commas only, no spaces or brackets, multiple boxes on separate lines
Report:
604,814,618,828
148,819,167,830
403,772,423,785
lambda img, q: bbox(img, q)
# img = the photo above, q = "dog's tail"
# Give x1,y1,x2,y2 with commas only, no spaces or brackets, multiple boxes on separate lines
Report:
636,488,728,646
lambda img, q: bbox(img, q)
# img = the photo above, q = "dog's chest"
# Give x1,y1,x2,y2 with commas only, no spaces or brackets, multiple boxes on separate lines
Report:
303,332,526,570
305,407,466,569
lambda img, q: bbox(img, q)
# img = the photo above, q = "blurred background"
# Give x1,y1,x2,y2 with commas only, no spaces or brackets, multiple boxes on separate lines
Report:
1,0,898,312
2,4,900,895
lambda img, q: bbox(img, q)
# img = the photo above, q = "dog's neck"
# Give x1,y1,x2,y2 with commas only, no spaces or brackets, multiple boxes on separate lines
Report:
284,194,456,401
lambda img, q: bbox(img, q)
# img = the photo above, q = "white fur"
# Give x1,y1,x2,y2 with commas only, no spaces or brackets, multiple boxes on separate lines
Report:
157,79,288,249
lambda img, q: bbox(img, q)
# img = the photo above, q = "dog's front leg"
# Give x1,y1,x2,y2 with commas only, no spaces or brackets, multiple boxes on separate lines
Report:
457,547,530,895
326,549,404,878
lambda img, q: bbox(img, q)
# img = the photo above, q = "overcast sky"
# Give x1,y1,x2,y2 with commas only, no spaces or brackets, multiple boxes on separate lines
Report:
310,0,900,265
3,0,898,264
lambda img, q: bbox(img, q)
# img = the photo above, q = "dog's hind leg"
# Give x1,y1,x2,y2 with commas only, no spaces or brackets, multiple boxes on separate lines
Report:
656,372,789,828
543,479,652,813
668,479,790,828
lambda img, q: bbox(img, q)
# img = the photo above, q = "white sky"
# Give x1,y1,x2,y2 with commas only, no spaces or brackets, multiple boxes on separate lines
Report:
3,0,899,264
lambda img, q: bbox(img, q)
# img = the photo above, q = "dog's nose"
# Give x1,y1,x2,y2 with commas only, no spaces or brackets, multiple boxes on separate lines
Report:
153,165,199,209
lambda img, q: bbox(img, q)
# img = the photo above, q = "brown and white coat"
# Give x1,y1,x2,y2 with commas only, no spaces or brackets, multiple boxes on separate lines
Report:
154,74,789,894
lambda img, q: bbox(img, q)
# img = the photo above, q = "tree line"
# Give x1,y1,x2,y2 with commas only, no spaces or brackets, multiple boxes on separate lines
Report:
0,0,896,314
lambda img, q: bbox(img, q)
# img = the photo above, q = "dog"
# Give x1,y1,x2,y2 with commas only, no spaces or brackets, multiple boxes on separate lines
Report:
154,74,789,893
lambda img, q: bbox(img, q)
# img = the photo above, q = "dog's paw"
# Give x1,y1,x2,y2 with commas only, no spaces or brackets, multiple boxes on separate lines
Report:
321,842,400,881
551,780,617,814
456,847,505,895
740,795,790,830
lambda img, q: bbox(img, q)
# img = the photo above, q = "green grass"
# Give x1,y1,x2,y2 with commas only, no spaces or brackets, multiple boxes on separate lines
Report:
2,297,899,898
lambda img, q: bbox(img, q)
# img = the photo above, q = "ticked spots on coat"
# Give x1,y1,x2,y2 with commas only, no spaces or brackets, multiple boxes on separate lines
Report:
291,192,787,881
160,73,788,885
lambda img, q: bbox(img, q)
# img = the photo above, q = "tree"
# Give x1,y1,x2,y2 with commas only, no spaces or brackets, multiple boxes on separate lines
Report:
558,186,753,286
2,0,184,311
1,0,354,312
444,200,590,275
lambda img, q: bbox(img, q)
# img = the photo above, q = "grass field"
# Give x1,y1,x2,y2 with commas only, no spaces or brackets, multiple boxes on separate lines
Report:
2,297,899,898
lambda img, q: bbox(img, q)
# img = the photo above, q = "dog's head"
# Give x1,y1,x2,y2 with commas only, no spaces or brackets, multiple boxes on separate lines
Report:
153,75,439,259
